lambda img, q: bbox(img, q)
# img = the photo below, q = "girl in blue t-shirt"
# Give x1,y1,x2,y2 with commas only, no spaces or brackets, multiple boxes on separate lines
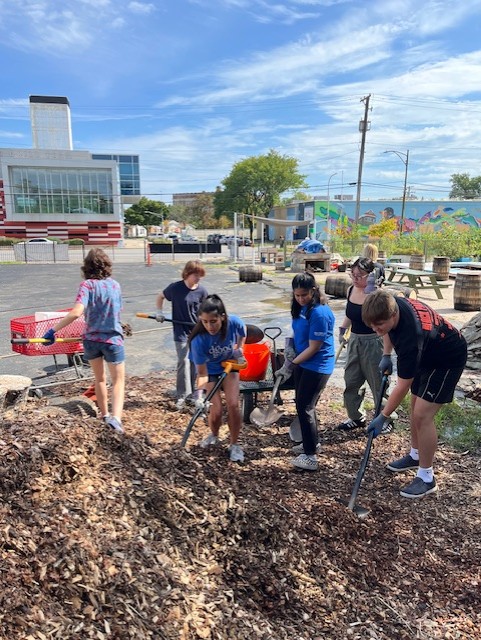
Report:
189,295,246,462
275,272,335,471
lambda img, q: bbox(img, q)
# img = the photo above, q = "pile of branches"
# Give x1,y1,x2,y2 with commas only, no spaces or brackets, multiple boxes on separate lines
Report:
0,373,480,639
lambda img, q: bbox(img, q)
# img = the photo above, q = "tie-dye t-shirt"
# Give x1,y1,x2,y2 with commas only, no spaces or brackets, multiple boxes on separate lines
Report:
75,277,123,345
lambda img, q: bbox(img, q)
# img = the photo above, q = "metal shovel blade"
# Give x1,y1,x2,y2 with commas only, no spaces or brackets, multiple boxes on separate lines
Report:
250,377,284,426
250,405,283,427
337,498,371,519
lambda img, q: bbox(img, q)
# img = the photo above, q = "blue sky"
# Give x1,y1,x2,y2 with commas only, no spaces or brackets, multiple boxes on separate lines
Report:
2,0,481,203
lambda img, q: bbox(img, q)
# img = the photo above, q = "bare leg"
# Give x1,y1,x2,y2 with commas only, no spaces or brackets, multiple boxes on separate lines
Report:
89,357,109,417
410,395,441,468
222,373,241,445
107,361,125,421
205,381,223,436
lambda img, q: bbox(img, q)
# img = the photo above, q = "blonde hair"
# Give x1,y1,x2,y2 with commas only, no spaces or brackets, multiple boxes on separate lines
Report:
363,243,379,262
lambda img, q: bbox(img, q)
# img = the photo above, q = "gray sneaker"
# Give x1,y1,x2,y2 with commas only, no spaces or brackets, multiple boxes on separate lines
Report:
290,454,318,471
200,433,220,448
229,444,244,463
105,416,124,434
400,476,437,499
386,454,419,473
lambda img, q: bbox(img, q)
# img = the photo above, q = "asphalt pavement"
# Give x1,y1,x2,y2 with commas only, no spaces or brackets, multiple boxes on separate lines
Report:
0,262,349,387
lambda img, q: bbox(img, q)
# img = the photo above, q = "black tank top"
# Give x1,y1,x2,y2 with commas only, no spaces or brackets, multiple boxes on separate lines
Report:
346,287,375,335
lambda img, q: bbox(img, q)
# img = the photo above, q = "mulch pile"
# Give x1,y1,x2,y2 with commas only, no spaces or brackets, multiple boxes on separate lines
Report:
1,372,480,639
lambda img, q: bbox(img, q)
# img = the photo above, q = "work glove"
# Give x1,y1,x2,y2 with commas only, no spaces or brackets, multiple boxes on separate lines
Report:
379,354,393,375
367,414,392,438
192,389,210,412
284,344,297,363
155,312,165,323
275,361,294,384
338,327,348,345
42,328,56,345
232,348,244,360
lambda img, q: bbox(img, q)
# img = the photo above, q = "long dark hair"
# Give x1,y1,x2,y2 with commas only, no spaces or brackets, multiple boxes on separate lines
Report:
290,272,327,319
188,294,228,344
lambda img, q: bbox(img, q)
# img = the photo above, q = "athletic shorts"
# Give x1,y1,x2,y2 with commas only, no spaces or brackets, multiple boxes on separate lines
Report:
411,366,465,404
83,340,125,364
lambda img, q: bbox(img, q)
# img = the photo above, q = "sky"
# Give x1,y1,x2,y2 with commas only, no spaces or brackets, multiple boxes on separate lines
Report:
1,0,481,204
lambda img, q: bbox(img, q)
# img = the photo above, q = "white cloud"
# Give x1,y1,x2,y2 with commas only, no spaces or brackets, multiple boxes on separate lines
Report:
128,2,156,15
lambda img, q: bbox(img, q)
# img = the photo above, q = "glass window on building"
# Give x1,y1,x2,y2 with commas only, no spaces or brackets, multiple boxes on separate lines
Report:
10,166,115,215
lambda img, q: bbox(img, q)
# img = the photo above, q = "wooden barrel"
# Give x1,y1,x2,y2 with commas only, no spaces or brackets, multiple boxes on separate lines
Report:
454,271,481,311
409,254,425,270
432,256,451,281
324,274,351,298
239,265,263,282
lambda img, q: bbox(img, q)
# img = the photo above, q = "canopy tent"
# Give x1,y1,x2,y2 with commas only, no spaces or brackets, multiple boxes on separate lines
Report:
245,214,311,228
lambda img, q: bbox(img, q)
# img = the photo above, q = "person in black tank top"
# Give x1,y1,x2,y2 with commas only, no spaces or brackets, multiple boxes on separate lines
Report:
337,258,390,433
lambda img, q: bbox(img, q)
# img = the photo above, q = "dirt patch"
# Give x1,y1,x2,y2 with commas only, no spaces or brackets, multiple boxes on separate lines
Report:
0,374,479,639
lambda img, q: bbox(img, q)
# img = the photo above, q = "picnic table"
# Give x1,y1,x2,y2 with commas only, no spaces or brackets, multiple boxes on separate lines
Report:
259,247,282,264
385,267,450,299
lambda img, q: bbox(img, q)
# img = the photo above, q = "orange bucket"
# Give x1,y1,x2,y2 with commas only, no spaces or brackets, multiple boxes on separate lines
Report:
240,342,271,381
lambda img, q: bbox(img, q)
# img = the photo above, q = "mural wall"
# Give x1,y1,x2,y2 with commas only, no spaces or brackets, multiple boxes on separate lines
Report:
313,200,481,240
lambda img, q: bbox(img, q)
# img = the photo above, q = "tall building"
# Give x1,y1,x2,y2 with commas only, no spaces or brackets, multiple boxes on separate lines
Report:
30,95,73,151
0,96,141,244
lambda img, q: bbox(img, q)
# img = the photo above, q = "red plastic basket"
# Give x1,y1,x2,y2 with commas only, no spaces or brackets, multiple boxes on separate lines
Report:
10,309,85,356
240,342,271,382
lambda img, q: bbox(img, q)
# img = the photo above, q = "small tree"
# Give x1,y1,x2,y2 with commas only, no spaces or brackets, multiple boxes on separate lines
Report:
124,197,169,228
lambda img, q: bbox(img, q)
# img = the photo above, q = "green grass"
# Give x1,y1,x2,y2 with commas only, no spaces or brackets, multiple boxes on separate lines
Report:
435,401,481,453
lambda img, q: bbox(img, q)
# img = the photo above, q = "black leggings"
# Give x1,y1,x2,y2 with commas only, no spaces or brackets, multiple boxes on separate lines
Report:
294,366,331,455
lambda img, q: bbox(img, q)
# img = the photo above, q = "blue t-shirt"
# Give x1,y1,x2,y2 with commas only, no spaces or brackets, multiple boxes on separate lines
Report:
292,303,335,374
163,280,208,342
190,314,246,375
75,277,123,345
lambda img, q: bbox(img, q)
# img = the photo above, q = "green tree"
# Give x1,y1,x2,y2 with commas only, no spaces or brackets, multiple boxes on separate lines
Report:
280,191,313,205
367,218,398,239
187,192,217,228
449,173,481,199
124,197,169,228
214,150,307,236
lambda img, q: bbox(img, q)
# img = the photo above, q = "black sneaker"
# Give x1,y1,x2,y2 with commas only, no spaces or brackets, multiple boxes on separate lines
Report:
400,476,438,499
337,418,366,432
386,454,419,473
380,419,394,435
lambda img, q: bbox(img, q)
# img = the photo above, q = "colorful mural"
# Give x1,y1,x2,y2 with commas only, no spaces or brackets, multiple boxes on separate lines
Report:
312,200,481,240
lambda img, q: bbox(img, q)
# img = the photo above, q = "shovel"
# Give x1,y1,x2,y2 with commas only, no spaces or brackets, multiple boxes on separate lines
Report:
339,373,390,519
335,326,351,363
136,313,265,344
249,375,284,426
180,358,248,447
11,337,82,344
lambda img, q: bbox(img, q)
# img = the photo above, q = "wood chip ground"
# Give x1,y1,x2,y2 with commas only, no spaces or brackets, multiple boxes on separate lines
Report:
0,372,480,639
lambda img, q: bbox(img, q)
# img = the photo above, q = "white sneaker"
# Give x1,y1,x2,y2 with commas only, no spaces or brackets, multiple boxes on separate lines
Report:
291,442,321,455
290,453,318,471
229,444,244,463
200,433,219,448
175,397,186,410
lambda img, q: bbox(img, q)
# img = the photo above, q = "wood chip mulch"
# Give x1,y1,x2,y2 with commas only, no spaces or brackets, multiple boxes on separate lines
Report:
0,372,480,640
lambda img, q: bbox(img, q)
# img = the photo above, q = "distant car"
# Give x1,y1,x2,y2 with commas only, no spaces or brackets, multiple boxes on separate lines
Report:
18,237,56,244
179,235,199,243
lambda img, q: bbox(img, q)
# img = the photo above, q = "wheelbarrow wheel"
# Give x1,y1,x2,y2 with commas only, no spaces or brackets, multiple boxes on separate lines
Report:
242,392,255,424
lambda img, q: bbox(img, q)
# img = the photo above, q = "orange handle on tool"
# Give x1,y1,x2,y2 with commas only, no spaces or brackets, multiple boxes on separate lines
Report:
136,312,156,319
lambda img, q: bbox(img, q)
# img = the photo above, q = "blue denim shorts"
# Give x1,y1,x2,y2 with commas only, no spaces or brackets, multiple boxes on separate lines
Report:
83,340,125,364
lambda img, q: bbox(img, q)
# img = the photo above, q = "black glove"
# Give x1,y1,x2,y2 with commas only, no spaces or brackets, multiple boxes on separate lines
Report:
42,328,56,345
379,354,393,375
367,414,392,438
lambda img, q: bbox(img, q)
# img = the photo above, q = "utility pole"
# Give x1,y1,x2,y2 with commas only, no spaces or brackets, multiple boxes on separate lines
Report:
354,94,371,223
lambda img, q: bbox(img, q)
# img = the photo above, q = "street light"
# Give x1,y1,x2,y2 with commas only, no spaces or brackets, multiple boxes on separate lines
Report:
384,150,409,232
326,172,338,245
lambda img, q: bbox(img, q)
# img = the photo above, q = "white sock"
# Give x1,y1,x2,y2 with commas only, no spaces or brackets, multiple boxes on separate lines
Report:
417,467,434,483
410,447,419,461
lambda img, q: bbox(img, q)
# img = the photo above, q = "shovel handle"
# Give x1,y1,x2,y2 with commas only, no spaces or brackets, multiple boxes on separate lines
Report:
11,337,82,344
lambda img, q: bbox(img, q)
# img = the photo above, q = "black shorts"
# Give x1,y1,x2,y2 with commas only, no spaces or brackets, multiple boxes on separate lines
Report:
411,366,465,404
208,371,239,383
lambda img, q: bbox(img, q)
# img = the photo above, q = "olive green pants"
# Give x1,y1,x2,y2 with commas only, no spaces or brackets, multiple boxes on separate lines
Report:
343,332,385,422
